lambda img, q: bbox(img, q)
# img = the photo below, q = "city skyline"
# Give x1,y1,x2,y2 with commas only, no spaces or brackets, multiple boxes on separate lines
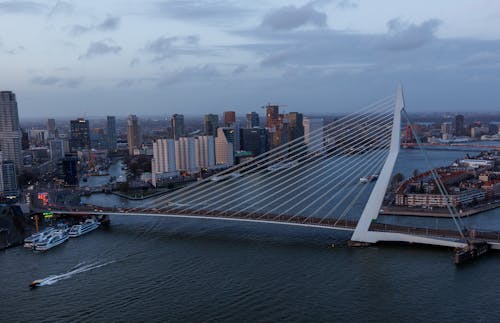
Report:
1,1,500,117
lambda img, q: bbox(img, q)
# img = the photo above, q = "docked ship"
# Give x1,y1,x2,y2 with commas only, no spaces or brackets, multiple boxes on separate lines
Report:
34,230,69,251
23,228,55,248
68,219,100,237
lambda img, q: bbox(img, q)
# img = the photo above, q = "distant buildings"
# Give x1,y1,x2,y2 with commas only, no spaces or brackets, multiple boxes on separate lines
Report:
223,111,236,127
215,127,235,167
0,150,18,197
175,137,197,173
59,155,79,186
47,118,56,139
240,128,266,156
303,117,324,153
246,112,260,128
106,116,117,150
151,138,178,187
152,138,177,172
49,139,65,161
0,91,23,173
171,114,185,140
70,118,90,152
454,114,464,136
204,114,219,136
195,136,215,169
127,115,142,155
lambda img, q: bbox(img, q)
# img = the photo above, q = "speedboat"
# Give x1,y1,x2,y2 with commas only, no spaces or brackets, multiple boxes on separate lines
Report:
68,219,100,237
24,228,55,248
29,279,44,288
34,230,69,251
29,275,57,289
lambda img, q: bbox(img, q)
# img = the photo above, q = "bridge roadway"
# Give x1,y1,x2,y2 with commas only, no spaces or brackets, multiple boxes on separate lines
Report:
42,205,500,248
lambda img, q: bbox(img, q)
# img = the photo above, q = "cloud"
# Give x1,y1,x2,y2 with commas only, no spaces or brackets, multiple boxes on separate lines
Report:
260,51,291,68
335,0,357,9
381,18,442,51
4,45,25,55
67,15,121,36
158,64,219,86
70,24,91,36
79,40,122,59
130,57,140,67
31,75,83,88
155,0,251,22
261,2,327,31
144,35,200,61
97,15,120,31
232,64,248,75
0,38,25,55
48,1,73,17
0,1,47,14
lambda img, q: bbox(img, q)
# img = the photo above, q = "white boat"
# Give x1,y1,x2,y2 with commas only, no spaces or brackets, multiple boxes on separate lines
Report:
68,219,100,237
24,228,55,248
34,230,69,251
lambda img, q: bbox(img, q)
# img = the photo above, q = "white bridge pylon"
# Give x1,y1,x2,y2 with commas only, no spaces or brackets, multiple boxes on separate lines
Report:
351,85,465,248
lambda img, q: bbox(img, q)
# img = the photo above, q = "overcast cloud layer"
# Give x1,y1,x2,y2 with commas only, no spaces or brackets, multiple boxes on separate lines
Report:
1,0,500,117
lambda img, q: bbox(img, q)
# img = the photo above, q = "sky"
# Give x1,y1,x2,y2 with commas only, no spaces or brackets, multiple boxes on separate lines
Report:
1,0,500,118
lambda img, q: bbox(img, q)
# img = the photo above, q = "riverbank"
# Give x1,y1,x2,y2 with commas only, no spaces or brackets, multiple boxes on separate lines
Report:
381,201,500,218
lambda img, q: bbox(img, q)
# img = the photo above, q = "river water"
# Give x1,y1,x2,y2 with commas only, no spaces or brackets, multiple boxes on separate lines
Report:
1,148,500,321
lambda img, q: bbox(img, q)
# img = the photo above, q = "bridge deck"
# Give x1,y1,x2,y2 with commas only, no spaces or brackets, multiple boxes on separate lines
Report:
42,206,500,245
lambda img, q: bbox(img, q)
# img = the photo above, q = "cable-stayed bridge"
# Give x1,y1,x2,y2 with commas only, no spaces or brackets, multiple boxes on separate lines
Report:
43,86,500,250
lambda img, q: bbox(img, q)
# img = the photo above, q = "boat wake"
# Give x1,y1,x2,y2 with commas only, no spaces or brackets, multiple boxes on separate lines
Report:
31,260,116,288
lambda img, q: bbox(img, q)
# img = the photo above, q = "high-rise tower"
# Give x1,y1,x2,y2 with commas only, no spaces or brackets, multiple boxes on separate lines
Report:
70,118,90,152
204,114,219,136
171,114,185,140
0,91,23,173
127,115,142,155
106,116,117,150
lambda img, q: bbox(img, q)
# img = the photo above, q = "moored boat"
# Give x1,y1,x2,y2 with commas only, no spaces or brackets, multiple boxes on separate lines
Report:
68,219,100,237
34,230,69,251
24,228,55,248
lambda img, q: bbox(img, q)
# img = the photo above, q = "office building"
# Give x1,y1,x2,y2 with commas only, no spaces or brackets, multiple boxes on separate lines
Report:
453,114,464,136
127,115,142,155
204,114,219,136
70,118,90,152
246,112,260,128
175,137,197,173
266,104,280,130
240,128,266,156
106,116,117,150
49,139,65,161
303,117,324,153
0,91,23,173
223,111,236,127
47,118,56,139
286,112,304,141
215,127,235,167
60,155,79,186
1,160,18,196
152,138,177,174
171,114,185,140
195,136,215,169
91,128,107,150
